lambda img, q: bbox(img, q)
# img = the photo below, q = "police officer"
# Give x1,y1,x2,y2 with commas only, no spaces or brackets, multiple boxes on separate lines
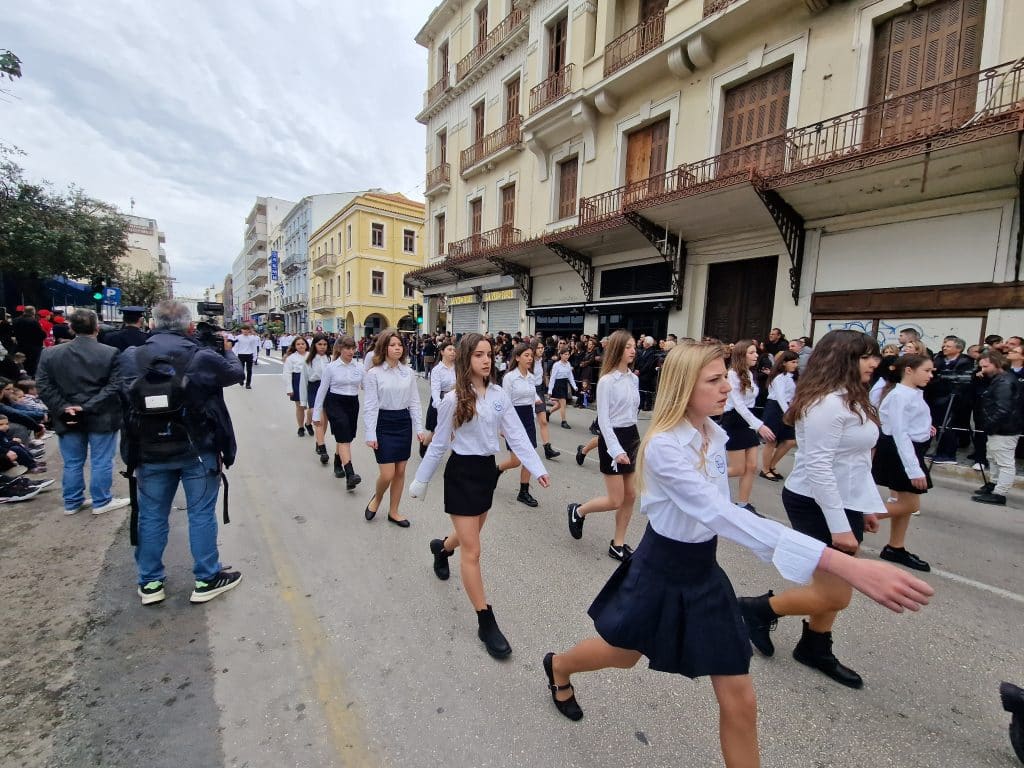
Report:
102,307,149,352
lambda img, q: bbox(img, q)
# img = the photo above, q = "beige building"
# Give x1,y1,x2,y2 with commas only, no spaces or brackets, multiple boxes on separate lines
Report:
237,196,296,324
308,191,426,338
407,0,1024,348
122,214,170,286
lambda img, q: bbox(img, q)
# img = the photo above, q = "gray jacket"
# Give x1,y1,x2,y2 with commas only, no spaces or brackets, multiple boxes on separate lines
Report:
36,335,123,434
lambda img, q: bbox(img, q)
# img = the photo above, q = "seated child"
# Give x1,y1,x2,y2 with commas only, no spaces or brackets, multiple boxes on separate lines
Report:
15,380,48,416
0,415,47,475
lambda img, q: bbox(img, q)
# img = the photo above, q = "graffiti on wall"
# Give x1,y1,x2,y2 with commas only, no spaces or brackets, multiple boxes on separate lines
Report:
813,317,985,348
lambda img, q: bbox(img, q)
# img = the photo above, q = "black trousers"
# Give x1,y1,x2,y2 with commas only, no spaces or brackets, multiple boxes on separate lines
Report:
237,354,254,387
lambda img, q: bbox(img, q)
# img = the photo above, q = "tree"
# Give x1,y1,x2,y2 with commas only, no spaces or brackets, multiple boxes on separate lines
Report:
0,50,21,81
0,144,128,279
115,267,168,308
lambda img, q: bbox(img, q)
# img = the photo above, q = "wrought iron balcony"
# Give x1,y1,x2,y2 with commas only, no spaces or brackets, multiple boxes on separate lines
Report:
448,225,521,260
460,115,523,174
311,253,338,276
703,0,741,16
424,72,450,110
604,11,665,77
311,296,334,312
425,162,451,197
281,253,304,275
456,6,527,82
529,64,575,115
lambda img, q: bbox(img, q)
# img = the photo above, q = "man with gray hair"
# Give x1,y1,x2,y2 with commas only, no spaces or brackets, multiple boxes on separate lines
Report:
926,334,974,464
119,299,244,606
37,308,128,515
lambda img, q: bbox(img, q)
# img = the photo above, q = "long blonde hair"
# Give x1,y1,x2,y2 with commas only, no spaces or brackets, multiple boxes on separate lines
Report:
635,343,727,492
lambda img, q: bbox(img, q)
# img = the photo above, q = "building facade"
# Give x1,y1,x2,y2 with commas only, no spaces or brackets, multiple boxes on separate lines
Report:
308,191,427,337
407,0,1024,348
279,193,365,333
122,213,172,296
222,272,234,323
240,196,296,327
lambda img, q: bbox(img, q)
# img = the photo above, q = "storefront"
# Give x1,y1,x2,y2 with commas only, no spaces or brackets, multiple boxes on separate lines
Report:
527,307,585,339
449,294,479,336
484,288,521,335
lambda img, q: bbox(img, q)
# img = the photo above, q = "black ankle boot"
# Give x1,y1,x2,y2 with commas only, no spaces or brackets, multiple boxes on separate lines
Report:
792,620,862,689
317,444,329,464
333,455,345,478
517,484,539,507
429,538,451,580
344,462,361,490
737,590,778,657
544,443,560,459
476,605,512,659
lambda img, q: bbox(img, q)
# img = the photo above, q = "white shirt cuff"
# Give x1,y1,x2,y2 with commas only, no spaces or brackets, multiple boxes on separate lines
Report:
772,528,827,584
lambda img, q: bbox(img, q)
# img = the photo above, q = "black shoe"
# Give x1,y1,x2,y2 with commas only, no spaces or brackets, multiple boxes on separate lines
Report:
561,421,571,430
879,545,931,572
305,424,314,436
575,445,585,466
429,538,451,580
387,515,411,528
567,503,584,539
544,443,560,460
190,570,242,604
738,590,778,657
543,652,583,721
588,421,600,437
334,457,345,478
245,385,252,389
344,462,361,490
517,489,539,507
792,620,862,689
297,427,305,437
317,444,329,464
975,482,995,495
607,541,633,562
476,605,512,659
365,502,377,521
972,491,1007,506
740,502,765,518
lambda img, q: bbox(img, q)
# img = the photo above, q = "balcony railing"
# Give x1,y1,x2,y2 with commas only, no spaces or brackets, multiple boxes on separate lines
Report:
460,115,523,173
311,296,334,311
281,253,304,275
529,64,575,115
312,254,337,275
426,162,451,193
424,72,450,110
579,59,1024,225
703,0,741,16
448,225,522,259
456,6,527,82
604,12,665,77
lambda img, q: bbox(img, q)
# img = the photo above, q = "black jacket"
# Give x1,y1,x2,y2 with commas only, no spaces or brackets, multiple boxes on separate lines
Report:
36,336,122,435
118,331,244,466
102,325,148,352
12,316,46,352
981,371,1023,436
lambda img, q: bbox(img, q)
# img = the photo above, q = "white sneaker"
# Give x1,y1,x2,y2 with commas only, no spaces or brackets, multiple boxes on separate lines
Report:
92,497,130,515
64,500,93,515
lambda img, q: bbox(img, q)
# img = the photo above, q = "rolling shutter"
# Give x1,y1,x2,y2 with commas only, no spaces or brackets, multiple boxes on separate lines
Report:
451,303,478,335
487,299,520,335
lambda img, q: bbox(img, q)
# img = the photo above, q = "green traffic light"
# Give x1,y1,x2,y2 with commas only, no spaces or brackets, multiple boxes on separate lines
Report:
92,292,103,301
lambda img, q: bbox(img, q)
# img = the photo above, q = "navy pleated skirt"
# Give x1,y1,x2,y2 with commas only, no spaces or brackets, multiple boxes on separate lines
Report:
306,380,321,411
374,409,412,464
513,404,537,448
289,371,303,402
588,525,752,678
324,393,358,443
872,435,932,494
722,410,760,451
443,452,498,516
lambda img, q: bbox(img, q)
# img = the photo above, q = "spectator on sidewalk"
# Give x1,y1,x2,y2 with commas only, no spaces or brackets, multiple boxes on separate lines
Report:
36,309,127,516
789,337,813,373
765,327,789,356
926,336,974,465
972,350,1021,506
12,306,46,376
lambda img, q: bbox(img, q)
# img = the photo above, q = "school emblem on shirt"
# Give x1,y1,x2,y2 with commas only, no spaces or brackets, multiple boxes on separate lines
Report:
713,454,727,475
493,401,503,413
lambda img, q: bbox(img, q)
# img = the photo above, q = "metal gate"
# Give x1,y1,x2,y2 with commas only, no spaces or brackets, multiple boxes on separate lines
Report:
486,299,520,335
451,303,478,336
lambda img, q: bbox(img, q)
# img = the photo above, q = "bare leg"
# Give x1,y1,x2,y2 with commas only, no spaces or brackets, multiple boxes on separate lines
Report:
294,403,305,429
337,442,352,465
711,675,760,768
388,461,407,520
451,513,488,610
770,440,796,471
558,399,567,423
736,447,758,504
550,637,642,701
498,452,522,473
578,474,624,517
761,441,778,474
537,410,551,444
768,570,853,633
580,436,599,455
883,491,918,549
611,473,637,547
370,463,395,514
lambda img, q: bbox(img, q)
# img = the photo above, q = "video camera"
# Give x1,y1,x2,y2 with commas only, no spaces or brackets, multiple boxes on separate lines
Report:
194,301,226,354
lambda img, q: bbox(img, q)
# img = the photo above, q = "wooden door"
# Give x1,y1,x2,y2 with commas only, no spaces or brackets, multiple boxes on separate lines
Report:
476,5,488,45
439,42,449,80
470,198,482,240
867,0,985,146
501,185,516,239
472,102,485,143
625,117,670,202
558,156,578,219
549,16,568,74
720,65,791,175
437,129,447,166
640,0,668,21
703,256,778,343
505,78,520,122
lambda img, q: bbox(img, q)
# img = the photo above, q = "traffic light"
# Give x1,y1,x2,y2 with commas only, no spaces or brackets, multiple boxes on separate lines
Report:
91,276,104,302
409,303,423,326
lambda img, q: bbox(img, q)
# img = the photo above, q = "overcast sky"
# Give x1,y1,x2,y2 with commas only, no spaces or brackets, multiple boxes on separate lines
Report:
3,0,438,298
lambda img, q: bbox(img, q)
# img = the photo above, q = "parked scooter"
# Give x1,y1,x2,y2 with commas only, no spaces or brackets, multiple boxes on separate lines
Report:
1001,682,1024,762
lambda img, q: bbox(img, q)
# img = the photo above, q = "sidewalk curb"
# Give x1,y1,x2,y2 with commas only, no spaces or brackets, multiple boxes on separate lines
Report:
928,462,1022,499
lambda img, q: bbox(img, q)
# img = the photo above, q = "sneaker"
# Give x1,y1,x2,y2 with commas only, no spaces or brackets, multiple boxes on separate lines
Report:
64,500,92,515
972,491,1006,506
0,480,42,503
575,445,585,466
879,545,930,572
190,570,242,603
567,503,585,539
930,456,957,465
608,541,633,562
92,497,130,515
975,482,995,495
24,478,55,492
138,580,166,605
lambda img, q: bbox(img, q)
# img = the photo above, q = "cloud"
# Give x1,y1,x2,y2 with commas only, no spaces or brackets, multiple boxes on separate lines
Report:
2,0,435,297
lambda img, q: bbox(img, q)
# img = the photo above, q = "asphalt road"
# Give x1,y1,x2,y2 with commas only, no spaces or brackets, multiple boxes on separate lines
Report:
44,356,1024,767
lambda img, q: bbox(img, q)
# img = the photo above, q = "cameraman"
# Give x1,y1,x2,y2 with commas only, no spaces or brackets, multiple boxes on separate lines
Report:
926,336,974,464
119,299,244,606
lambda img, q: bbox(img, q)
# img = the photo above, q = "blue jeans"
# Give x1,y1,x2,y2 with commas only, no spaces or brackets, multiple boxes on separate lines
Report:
134,452,222,584
58,431,118,510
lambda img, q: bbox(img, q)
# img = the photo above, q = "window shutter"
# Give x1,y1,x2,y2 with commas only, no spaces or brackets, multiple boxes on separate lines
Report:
558,157,578,219
721,65,791,154
501,184,516,229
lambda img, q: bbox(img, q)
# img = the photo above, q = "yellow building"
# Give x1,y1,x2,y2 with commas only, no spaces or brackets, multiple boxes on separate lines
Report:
308,192,426,337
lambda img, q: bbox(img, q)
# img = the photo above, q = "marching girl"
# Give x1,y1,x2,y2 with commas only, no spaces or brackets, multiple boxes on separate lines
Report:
739,331,891,690
566,331,641,561
759,351,798,481
363,329,424,527
497,343,545,507
303,334,331,459
418,341,456,459
282,336,310,437
871,354,935,572
533,341,560,459
409,333,549,659
548,348,578,430
311,336,363,490
543,343,932,768
722,340,775,514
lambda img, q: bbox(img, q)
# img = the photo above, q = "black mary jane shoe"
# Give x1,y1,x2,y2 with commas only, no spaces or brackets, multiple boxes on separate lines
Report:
387,515,411,528
365,502,377,521
758,470,781,482
543,652,583,721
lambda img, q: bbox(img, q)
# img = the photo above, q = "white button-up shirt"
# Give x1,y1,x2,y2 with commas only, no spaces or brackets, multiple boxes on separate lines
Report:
311,358,363,420
415,384,547,484
642,418,826,584
767,372,796,412
503,367,541,406
531,358,545,389
724,369,762,429
232,334,260,356
785,392,886,532
596,370,640,458
879,383,932,480
429,362,456,407
548,360,577,395
282,352,307,403
304,353,329,383
362,363,423,443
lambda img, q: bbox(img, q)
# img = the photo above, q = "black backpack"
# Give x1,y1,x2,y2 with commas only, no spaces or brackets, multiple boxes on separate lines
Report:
126,347,199,463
